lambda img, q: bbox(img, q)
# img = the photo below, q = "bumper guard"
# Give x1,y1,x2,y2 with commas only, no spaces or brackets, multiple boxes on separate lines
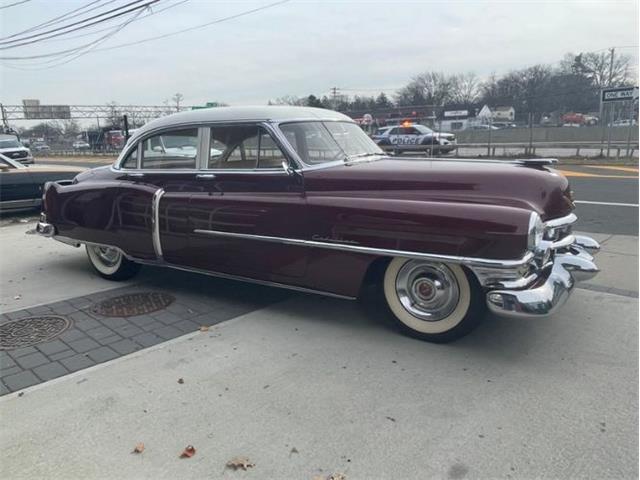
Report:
486,235,600,318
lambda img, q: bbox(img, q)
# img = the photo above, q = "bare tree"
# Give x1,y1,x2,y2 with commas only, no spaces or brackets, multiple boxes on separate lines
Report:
172,93,184,111
106,101,121,128
395,72,452,106
61,119,80,137
450,72,480,104
568,51,632,88
269,95,304,106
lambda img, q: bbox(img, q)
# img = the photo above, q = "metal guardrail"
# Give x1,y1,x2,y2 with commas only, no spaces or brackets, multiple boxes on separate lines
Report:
454,141,638,158
380,141,638,158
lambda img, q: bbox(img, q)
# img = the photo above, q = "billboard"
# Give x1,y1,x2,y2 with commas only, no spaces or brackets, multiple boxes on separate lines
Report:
22,99,71,119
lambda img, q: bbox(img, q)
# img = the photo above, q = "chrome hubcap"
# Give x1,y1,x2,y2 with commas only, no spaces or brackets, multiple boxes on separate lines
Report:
395,260,460,321
91,246,121,267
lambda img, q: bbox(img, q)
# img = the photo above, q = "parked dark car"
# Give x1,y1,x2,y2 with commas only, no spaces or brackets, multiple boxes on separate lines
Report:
0,153,84,212
36,106,599,342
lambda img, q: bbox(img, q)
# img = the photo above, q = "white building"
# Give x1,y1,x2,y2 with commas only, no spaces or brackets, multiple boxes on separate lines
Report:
477,105,516,123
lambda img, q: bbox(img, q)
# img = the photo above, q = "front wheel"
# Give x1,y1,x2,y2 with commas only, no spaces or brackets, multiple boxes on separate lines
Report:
382,258,485,342
86,245,141,281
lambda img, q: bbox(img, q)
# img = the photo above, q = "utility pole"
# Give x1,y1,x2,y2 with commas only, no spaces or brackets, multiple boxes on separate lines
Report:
330,86,340,111
607,47,615,87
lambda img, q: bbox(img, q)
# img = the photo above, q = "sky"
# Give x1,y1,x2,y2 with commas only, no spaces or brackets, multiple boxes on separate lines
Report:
0,0,638,109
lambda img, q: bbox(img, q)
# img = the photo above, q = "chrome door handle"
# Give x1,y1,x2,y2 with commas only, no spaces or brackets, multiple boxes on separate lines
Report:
127,172,144,177
196,174,216,179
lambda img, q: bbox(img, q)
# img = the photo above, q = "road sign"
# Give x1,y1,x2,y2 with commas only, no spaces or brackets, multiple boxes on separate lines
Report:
22,99,71,119
601,86,639,103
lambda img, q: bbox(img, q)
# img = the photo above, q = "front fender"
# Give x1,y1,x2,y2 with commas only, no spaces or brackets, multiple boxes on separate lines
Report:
307,196,531,260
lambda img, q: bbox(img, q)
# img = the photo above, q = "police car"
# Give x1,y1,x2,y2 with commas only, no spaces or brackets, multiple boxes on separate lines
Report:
371,124,456,155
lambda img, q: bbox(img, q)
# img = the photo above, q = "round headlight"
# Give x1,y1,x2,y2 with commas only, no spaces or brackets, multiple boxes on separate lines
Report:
527,211,544,251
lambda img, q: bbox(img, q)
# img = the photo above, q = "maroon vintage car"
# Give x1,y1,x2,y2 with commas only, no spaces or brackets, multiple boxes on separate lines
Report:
36,106,600,342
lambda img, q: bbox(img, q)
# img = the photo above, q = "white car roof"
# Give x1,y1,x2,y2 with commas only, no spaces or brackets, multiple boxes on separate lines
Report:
129,106,352,143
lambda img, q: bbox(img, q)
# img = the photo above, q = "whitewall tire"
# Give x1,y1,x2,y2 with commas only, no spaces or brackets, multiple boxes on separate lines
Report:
86,245,141,281
382,258,484,342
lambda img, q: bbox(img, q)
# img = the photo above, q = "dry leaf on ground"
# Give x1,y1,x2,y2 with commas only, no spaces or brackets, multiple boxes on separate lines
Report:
226,456,255,471
180,445,196,458
328,474,347,480
200,325,210,332
132,443,145,454
177,378,184,384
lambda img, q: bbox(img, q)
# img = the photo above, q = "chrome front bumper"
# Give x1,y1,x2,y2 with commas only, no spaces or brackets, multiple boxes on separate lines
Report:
486,235,600,318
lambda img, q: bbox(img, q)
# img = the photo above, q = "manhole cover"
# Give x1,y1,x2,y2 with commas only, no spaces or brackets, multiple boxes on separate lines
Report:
0,316,72,350
92,292,175,317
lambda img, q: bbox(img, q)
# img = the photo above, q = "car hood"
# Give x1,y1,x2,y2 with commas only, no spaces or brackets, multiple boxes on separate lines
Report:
303,158,573,220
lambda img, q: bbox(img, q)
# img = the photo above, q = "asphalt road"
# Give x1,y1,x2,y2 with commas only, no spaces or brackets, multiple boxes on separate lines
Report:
555,165,638,235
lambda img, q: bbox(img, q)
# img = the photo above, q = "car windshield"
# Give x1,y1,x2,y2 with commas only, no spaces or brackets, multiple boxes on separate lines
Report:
279,121,383,166
0,138,22,149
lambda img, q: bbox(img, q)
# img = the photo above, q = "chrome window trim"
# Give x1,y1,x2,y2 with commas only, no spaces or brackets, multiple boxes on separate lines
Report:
115,121,302,174
192,228,535,269
273,119,384,170
115,119,365,173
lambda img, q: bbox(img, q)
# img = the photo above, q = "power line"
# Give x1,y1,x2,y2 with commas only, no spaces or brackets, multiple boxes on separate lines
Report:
92,0,290,52
36,0,191,44
0,0,112,41
0,0,149,47
0,1,160,57
3,4,148,69
0,0,290,61
0,0,32,10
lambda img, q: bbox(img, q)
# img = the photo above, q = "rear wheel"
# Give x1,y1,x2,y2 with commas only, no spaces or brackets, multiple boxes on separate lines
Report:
86,245,141,281
382,258,484,342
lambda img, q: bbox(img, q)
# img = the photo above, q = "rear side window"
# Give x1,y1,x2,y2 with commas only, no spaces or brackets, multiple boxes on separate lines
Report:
141,129,198,169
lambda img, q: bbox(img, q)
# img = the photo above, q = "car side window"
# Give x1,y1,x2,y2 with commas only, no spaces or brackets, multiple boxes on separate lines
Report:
389,127,400,135
141,129,198,169
208,126,285,170
257,132,286,169
121,146,138,169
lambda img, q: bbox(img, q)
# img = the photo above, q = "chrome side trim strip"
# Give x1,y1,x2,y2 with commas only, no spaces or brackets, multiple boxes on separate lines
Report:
192,228,535,269
152,188,165,259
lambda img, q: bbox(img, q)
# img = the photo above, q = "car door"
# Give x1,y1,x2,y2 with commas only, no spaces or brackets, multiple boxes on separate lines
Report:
187,124,308,280
114,128,202,264
0,158,37,209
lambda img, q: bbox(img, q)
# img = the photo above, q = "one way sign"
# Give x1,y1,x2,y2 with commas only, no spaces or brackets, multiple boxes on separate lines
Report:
601,86,639,103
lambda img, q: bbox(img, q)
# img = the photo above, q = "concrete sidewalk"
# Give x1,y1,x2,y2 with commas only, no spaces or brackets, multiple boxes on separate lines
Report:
1,290,637,479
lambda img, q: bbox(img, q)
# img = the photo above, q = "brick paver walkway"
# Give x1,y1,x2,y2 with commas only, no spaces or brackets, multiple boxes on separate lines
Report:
0,272,288,394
